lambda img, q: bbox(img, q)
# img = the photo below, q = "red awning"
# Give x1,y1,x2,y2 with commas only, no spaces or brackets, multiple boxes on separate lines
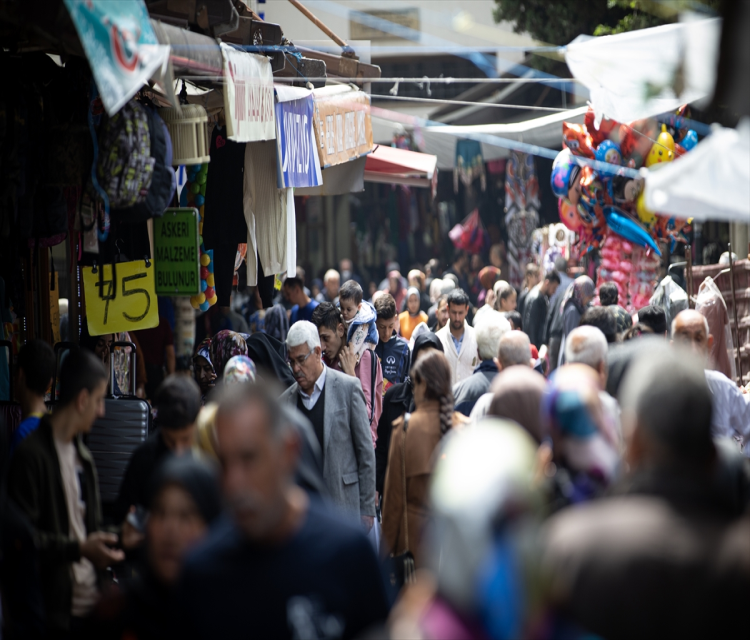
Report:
364,145,438,188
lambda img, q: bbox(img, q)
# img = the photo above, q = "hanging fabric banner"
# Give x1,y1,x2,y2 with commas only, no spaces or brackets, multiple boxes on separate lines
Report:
312,87,374,168
275,94,323,188
220,43,275,142
504,152,540,289
63,0,169,116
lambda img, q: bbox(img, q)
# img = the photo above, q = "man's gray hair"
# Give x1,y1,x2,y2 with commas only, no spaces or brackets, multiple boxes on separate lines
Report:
475,312,512,361
497,330,531,369
286,321,321,351
565,325,608,370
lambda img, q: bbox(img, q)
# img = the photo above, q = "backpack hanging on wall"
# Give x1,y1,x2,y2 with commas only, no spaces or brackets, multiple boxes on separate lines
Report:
111,104,175,223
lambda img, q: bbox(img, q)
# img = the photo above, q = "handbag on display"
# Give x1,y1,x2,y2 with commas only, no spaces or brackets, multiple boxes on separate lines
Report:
385,414,416,589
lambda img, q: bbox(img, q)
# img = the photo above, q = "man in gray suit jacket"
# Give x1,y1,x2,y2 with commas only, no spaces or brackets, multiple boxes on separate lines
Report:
280,321,376,530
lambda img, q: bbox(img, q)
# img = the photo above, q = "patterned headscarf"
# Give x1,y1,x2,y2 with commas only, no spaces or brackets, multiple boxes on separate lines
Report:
478,266,501,291
210,330,248,379
223,355,256,386
561,276,595,315
542,364,620,502
193,337,213,369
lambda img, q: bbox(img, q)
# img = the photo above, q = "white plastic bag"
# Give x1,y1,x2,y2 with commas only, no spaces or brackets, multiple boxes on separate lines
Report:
694,276,736,380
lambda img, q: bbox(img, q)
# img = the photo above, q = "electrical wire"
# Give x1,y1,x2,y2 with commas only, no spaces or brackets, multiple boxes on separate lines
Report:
370,94,571,112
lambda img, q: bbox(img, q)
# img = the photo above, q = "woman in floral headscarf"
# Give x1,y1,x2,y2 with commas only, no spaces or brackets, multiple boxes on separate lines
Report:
209,330,248,380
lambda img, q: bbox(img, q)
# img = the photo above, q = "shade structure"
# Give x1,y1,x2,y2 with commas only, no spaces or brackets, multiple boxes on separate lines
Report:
565,16,722,124
364,145,438,188
645,118,750,223
420,106,587,169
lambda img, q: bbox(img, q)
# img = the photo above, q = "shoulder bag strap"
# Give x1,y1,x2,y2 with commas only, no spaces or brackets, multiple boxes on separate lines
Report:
369,349,377,425
401,413,410,553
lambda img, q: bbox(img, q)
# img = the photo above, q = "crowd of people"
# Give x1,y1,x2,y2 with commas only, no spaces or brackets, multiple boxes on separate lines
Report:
2,250,750,640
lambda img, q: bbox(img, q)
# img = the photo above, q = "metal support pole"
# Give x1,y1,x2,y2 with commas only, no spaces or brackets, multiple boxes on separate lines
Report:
728,243,743,384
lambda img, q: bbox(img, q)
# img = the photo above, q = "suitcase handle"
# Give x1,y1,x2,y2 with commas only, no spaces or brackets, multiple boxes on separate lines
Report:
110,341,137,397
0,340,12,401
52,341,77,402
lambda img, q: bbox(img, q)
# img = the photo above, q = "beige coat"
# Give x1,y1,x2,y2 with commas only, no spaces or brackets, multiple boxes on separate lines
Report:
381,402,466,568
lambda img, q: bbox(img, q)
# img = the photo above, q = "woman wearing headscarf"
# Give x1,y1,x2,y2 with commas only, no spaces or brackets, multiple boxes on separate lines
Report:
488,366,547,445
192,338,217,405
399,287,429,341
381,350,459,568
209,330,248,381
85,456,221,640
387,270,406,313
541,364,620,512
556,276,595,367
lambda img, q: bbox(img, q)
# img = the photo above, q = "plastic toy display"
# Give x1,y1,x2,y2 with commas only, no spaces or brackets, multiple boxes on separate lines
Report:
179,163,217,311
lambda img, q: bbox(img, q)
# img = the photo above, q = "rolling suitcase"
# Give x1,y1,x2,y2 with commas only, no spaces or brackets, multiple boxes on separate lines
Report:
86,341,151,512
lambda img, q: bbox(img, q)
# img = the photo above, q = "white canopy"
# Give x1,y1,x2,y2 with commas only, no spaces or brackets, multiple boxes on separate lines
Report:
645,118,750,223
565,15,722,124
419,106,587,170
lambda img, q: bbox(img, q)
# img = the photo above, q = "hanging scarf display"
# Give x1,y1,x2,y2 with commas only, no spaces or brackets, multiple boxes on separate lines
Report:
453,139,486,193
504,152,540,289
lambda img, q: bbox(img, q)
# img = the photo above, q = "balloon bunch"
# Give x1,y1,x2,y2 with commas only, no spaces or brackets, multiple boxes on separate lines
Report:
553,107,696,256
179,163,218,311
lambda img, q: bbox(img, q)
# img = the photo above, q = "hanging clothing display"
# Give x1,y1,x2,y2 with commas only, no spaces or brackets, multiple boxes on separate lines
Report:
453,139,486,193
202,125,247,307
504,152,540,289
243,140,296,286
695,276,736,380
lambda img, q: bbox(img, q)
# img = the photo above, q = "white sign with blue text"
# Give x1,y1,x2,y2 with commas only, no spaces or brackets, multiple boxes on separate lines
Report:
275,95,323,189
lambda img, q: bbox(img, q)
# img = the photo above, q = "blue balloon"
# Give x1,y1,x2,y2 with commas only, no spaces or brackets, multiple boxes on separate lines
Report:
199,301,210,312
195,194,205,207
681,130,698,151
594,139,622,170
201,279,208,292
604,206,661,256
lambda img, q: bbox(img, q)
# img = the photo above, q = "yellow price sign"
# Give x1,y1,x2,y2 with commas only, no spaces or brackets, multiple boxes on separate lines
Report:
83,260,159,336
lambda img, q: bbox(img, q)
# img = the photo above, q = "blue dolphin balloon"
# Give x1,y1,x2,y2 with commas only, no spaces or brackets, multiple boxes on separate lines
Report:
604,206,662,256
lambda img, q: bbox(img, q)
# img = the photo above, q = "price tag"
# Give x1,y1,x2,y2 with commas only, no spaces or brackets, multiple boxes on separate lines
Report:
83,260,159,336
153,208,201,296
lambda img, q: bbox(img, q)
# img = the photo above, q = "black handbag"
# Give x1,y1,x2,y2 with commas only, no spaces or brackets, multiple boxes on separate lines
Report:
385,414,416,589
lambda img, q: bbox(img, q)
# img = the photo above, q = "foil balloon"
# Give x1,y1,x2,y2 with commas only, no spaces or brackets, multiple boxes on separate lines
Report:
594,139,622,168
645,125,675,168
681,129,698,151
636,192,657,229
584,108,621,145
551,149,580,200
562,122,595,158
558,198,583,232
604,205,661,256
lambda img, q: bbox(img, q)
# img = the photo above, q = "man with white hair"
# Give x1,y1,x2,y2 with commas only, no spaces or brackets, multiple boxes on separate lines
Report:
468,330,533,421
453,312,511,416
565,325,622,441
671,309,750,454
279,321,376,528
321,269,340,304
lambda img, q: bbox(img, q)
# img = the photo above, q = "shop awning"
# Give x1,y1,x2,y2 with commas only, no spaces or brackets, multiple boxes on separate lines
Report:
564,16,722,124
363,145,438,188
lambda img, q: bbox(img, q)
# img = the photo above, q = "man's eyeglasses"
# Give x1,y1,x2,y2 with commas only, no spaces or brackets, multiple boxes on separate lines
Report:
287,349,314,369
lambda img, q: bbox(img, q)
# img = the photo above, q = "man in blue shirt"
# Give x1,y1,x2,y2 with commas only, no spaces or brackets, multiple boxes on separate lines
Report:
10,340,55,455
283,276,319,325
373,294,410,393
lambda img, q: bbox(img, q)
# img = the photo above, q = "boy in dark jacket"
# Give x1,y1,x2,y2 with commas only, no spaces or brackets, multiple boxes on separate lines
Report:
8,348,124,635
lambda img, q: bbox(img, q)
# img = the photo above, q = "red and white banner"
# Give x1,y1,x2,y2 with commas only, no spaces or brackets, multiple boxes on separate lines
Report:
221,44,275,142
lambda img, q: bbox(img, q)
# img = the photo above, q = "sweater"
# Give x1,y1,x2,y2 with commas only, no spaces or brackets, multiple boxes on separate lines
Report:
8,416,103,633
